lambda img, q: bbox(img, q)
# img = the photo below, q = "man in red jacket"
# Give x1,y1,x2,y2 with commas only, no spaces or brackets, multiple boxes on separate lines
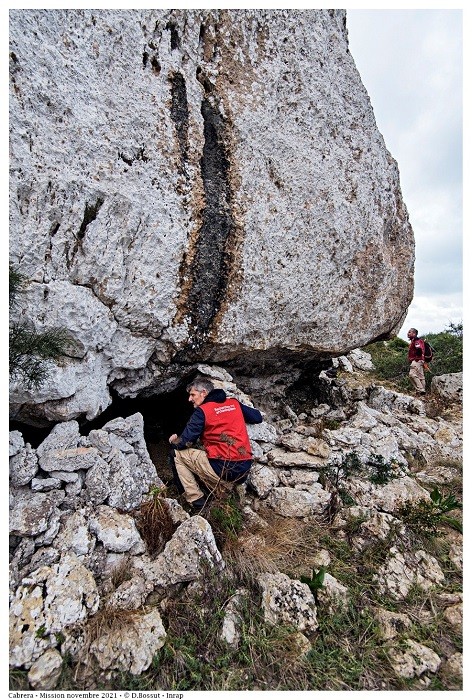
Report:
407,328,426,395
169,377,263,509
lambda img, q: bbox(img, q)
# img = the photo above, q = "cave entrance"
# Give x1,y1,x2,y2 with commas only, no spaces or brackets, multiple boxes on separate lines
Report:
9,375,199,490
82,381,195,487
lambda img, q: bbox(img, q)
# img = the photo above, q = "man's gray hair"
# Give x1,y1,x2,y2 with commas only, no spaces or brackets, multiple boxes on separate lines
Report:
187,377,214,394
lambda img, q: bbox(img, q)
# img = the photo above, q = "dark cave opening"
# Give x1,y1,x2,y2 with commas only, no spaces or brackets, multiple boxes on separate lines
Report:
9,377,198,487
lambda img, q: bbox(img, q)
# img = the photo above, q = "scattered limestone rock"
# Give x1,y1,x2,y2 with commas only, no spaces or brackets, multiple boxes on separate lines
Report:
10,580,51,668
347,476,430,514
31,476,63,492
39,446,100,473
27,547,60,575
449,542,462,571
267,448,326,469
10,445,39,486
106,575,154,611
247,421,278,444
9,488,63,537
89,608,166,675
34,510,62,548
53,510,96,557
247,464,279,498
431,372,463,403
36,421,81,457
133,516,225,588
89,505,145,554
278,469,320,487
220,589,249,648
42,554,100,632
387,639,441,679
440,652,462,688
316,572,349,612
164,497,191,524
305,437,331,458
266,485,331,517
357,511,405,545
10,554,99,668
27,648,63,691
258,571,318,635
443,603,462,633
348,348,375,371
375,608,412,640
290,632,313,658
374,547,444,600
9,430,25,457
83,457,112,504
368,386,425,416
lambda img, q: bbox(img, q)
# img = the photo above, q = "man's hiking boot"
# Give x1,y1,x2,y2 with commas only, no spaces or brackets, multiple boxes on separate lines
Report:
190,496,210,510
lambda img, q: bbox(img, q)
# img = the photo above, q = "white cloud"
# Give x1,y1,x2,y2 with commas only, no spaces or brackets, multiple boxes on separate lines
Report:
347,9,463,339
399,293,463,339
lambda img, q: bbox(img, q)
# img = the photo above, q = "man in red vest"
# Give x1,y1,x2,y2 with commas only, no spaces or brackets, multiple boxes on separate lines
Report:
169,377,263,509
407,327,426,395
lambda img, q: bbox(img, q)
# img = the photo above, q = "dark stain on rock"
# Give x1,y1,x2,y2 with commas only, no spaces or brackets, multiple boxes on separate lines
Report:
165,21,180,51
151,56,161,75
78,197,104,241
174,97,237,361
66,196,104,268
196,66,215,94
169,72,189,166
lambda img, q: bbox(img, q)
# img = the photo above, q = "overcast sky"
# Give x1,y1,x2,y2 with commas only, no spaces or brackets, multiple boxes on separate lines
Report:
346,8,463,340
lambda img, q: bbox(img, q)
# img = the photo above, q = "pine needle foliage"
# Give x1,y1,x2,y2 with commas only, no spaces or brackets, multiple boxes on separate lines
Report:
9,265,74,389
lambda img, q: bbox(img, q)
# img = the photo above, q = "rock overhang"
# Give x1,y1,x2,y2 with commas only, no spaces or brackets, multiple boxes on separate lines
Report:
9,8,414,425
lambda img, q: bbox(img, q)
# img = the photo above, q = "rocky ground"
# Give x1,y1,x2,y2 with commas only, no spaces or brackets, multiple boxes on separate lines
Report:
9,350,463,691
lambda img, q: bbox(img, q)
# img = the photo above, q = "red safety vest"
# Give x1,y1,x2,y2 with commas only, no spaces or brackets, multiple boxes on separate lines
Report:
200,398,253,461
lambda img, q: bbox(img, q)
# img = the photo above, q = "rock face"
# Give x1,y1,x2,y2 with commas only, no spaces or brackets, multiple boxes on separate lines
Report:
9,8,414,422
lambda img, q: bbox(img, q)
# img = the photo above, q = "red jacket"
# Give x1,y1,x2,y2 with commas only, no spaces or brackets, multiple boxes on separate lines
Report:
200,397,253,461
408,338,425,362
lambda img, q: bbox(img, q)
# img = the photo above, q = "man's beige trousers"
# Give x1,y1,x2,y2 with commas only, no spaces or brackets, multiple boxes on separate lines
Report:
173,447,233,503
409,360,426,393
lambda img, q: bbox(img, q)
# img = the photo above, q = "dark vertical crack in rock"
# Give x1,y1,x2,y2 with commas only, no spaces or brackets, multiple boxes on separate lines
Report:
66,196,104,268
78,197,104,241
174,97,236,361
169,72,189,167
165,21,180,51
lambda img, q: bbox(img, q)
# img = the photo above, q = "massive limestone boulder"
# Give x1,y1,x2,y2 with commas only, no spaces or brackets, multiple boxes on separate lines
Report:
9,8,414,423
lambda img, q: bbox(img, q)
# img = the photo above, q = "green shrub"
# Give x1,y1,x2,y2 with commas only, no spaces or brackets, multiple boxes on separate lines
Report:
299,566,326,601
208,493,244,544
398,487,462,536
362,338,410,391
364,323,463,392
321,451,363,490
368,454,398,485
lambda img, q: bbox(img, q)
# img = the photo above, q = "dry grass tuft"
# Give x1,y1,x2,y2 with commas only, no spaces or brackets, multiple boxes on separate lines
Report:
224,507,325,578
133,485,178,557
83,606,140,644
109,556,133,590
